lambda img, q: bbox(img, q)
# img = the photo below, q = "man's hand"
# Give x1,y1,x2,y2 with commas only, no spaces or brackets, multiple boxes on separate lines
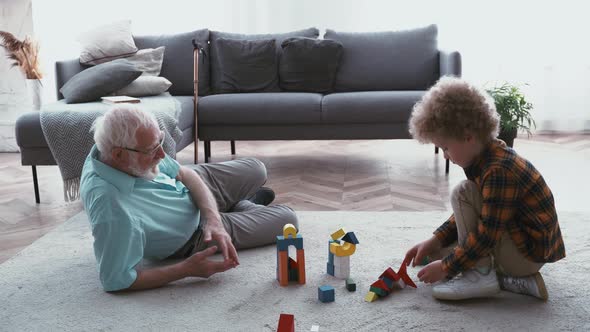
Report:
202,219,240,266
182,245,237,278
417,260,447,284
404,235,443,267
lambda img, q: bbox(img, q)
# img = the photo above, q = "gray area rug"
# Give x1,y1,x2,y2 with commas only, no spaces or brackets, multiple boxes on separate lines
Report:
1,211,589,331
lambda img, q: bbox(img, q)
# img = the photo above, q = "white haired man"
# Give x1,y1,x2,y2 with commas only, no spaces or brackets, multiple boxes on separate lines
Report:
81,105,298,292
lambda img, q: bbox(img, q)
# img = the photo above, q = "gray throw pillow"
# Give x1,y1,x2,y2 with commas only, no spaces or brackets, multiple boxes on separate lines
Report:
59,59,142,104
324,24,439,91
210,28,320,93
214,38,278,93
279,37,343,93
134,29,210,96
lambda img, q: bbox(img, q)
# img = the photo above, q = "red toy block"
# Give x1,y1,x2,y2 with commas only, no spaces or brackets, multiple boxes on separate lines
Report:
296,249,306,284
371,279,390,292
398,258,417,288
277,313,294,332
379,267,400,282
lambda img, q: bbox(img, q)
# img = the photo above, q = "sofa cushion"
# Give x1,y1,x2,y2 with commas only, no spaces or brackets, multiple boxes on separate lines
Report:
324,25,439,91
279,37,343,93
59,59,142,104
321,91,425,124
210,28,320,94
134,29,210,96
112,76,172,97
198,93,322,125
77,20,138,65
214,38,278,93
125,46,166,76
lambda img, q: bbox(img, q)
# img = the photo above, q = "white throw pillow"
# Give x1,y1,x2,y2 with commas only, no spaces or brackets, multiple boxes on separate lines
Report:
112,76,172,97
125,47,165,76
77,20,138,65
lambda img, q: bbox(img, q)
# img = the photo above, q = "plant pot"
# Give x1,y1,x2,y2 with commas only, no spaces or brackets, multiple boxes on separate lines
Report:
498,126,517,147
25,79,42,111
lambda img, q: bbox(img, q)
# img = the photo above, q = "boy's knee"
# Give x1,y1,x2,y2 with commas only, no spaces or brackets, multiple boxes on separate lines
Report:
244,157,267,185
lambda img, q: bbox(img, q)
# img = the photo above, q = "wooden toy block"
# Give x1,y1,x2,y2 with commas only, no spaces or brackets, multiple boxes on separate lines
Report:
370,285,389,297
364,291,378,302
371,279,390,292
328,251,334,264
346,278,356,292
288,257,299,281
318,285,335,303
334,267,349,279
283,223,298,238
276,234,304,251
381,276,395,290
379,267,400,282
277,313,295,332
398,258,417,288
333,255,350,269
278,251,289,286
329,242,356,257
296,249,306,284
341,231,359,245
330,228,346,241
327,262,335,276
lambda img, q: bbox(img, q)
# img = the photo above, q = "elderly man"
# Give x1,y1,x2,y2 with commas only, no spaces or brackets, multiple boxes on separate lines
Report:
80,105,298,292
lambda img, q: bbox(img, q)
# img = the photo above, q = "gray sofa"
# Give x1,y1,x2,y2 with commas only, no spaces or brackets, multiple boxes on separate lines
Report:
15,24,460,203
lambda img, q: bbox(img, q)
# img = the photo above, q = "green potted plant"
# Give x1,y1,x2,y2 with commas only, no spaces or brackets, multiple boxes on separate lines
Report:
486,82,536,147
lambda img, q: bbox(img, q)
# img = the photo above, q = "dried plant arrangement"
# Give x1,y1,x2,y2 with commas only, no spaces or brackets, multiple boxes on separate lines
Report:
0,31,43,80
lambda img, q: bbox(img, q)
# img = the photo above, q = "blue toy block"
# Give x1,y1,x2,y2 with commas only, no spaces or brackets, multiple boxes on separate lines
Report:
328,252,334,265
327,262,335,276
328,239,340,256
318,285,335,303
341,232,359,245
276,234,304,251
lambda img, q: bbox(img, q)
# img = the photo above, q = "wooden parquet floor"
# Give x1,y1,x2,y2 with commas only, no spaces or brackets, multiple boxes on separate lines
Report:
1,134,589,264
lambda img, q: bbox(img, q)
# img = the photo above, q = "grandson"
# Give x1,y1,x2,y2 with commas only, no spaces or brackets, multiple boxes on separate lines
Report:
404,77,565,301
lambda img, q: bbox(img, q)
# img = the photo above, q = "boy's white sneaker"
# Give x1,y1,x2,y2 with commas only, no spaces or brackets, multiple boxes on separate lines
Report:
500,272,549,301
432,268,500,300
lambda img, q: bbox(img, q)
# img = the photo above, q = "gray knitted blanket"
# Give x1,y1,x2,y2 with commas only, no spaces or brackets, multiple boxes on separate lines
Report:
40,93,183,202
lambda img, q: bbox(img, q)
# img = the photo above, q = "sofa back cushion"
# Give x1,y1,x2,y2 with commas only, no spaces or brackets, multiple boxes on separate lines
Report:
214,38,278,93
134,29,210,96
279,37,343,93
210,28,320,94
324,25,439,91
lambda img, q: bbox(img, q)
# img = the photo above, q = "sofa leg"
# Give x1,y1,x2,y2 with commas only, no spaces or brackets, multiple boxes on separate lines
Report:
445,158,450,174
231,140,236,155
32,166,40,204
204,141,210,163
435,146,439,154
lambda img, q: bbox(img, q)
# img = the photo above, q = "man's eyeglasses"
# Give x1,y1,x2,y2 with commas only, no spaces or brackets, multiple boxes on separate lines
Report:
121,131,165,156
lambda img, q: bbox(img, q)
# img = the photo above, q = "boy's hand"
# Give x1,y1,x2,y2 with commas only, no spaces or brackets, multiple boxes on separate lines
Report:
404,236,442,267
417,260,447,284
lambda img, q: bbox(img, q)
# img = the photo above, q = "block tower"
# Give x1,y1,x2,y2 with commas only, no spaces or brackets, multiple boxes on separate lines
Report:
276,223,306,286
327,228,359,279
364,258,417,302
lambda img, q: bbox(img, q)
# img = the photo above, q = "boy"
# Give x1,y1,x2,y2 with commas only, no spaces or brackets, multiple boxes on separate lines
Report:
404,77,565,301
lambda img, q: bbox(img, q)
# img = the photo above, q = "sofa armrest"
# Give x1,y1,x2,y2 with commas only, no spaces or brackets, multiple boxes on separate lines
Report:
439,50,462,78
55,59,88,100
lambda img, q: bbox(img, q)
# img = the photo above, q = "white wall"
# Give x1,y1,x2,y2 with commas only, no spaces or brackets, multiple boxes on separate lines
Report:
0,0,34,152
24,0,590,132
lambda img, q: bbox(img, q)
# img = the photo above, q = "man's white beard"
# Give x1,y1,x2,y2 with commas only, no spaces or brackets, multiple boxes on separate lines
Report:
129,158,159,180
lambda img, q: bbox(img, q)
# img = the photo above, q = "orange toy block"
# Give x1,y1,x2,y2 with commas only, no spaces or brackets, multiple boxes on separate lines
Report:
296,249,306,284
278,251,289,286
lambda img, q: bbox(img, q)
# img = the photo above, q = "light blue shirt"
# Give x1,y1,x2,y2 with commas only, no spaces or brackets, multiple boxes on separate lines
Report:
80,145,200,291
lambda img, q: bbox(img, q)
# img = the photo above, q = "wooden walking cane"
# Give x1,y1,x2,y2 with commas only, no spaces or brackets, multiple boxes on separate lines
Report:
192,40,200,164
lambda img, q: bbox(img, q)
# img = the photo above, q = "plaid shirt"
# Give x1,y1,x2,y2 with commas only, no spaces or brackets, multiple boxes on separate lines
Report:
434,139,565,277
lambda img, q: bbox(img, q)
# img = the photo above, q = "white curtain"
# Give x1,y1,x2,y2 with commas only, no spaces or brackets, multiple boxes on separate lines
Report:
32,0,590,132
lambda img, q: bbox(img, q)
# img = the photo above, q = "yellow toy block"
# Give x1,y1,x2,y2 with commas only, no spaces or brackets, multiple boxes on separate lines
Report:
283,223,297,238
329,242,356,256
330,228,346,241
364,291,378,302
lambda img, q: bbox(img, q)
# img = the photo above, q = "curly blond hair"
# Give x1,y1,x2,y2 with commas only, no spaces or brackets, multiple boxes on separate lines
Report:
409,77,499,143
